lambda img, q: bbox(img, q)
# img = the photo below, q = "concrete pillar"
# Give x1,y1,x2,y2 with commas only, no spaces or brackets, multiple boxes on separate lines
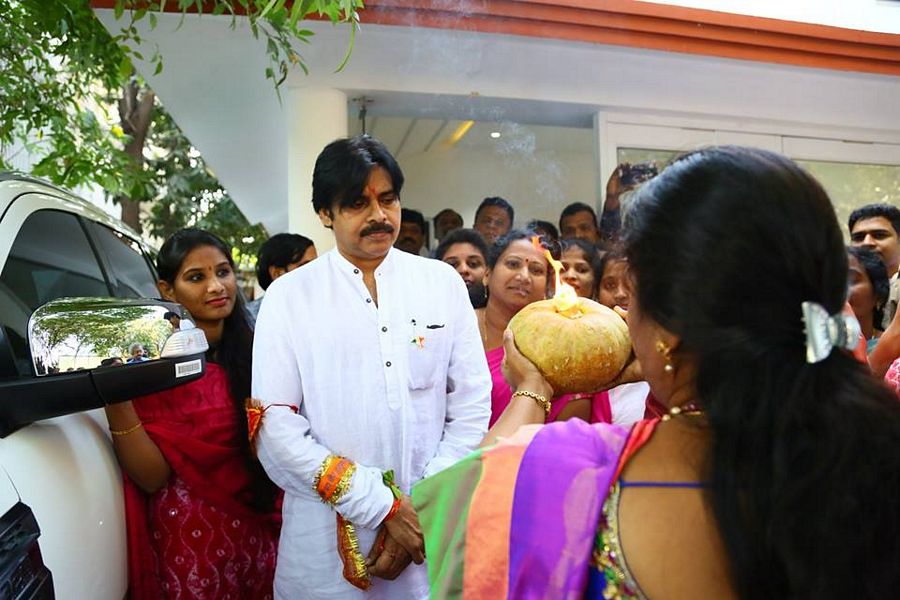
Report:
287,87,348,253
593,111,614,212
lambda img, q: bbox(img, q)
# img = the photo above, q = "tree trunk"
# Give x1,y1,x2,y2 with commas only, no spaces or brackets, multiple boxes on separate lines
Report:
116,79,155,233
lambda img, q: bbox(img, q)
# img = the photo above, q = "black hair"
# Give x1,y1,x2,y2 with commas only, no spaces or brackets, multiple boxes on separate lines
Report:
475,196,514,226
525,219,560,243
434,228,489,262
848,245,890,328
486,228,554,269
434,208,462,222
311,135,404,215
558,201,598,231
623,146,900,598
848,203,900,236
597,243,627,277
255,233,315,290
401,208,426,234
560,237,603,298
157,228,277,511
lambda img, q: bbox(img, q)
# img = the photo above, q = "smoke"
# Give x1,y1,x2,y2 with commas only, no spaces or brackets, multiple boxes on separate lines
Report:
494,120,568,208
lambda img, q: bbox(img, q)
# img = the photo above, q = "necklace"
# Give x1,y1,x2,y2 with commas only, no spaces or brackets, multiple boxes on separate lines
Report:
661,401,705,421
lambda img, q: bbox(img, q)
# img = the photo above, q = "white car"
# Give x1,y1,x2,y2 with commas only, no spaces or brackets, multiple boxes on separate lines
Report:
0,173,207,598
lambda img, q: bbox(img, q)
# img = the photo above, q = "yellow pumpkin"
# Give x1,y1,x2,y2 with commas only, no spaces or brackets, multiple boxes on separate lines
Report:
508,297,631,394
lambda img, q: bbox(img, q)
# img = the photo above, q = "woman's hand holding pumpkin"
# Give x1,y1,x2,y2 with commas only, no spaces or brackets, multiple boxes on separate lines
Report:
501,329,554,400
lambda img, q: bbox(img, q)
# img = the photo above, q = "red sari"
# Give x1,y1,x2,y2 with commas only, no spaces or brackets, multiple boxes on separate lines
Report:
123,363,279,599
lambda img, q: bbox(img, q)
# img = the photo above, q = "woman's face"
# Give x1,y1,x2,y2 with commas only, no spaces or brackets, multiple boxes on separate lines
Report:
561,247,596,299
485,239,549,313
441,242,487,289
848,254,877,323
598,259,631,310
158,244,237,327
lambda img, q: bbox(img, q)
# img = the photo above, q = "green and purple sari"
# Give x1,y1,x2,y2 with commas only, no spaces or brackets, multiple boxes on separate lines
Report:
413,418,645,599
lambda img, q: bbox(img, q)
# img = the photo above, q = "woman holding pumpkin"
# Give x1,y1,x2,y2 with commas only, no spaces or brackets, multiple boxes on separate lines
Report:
105,228,280,599
476,230,612,426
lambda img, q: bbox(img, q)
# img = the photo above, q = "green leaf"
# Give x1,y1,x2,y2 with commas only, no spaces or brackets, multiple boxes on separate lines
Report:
114,1,125,20
118,55,133,81
148,12,158,29
259,0,279,19
154,60,164,76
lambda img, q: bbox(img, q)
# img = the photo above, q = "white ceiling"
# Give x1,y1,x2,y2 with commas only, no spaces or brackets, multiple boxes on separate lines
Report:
348,115,593,160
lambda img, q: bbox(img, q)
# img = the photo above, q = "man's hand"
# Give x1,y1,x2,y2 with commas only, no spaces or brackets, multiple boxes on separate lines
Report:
367,528,412,580
383,495,425,564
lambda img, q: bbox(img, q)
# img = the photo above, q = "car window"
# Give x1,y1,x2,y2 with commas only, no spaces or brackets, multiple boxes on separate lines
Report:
89,222,159,298
0,210,111,375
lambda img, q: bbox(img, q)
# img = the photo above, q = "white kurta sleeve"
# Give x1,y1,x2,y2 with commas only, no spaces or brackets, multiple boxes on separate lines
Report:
252,283,394,529
422,276,491,478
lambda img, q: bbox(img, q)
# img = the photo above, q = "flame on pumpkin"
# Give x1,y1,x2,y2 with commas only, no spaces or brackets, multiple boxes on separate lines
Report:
531,236,580,314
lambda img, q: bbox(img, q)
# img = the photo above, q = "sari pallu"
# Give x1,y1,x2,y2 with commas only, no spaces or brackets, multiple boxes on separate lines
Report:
123,363,279,599
413,418,663,599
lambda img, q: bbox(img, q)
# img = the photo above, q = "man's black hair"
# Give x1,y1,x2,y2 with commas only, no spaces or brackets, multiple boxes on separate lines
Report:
434,208,462,222
311,135,404,215
401,208,426,234
475,196,514,225
558,202,598,231
255,233,315,290
525,219,559,242
848,203,900,236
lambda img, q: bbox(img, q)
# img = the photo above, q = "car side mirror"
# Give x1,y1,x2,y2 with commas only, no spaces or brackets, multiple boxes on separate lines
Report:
0,298,209,437
29,297,207,376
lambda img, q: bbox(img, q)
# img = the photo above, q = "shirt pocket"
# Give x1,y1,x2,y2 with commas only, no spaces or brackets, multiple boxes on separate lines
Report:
406,318,450,390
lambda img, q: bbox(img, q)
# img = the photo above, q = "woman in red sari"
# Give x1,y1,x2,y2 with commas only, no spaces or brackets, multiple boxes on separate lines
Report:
104,228,279,599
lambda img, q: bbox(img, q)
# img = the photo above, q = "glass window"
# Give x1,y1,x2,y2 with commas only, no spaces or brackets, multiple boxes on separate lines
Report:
0,210,110,374
795,160,900,239
89,223,159,298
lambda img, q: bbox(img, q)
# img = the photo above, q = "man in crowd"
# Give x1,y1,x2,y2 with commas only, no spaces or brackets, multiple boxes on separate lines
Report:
394,208,427,255
559,201,601,244
849,203,900,329
252,135,491,599
246,233,317,320
473,196,514,246
598,162,659,242
432,208,463,243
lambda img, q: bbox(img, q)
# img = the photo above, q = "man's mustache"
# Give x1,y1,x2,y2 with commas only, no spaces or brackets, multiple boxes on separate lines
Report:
361,222,395,237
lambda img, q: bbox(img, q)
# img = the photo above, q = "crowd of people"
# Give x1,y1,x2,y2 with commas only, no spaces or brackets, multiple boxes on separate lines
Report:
105,134,900,599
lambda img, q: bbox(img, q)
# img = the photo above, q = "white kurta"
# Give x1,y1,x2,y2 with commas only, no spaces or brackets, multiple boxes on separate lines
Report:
252,247,491,599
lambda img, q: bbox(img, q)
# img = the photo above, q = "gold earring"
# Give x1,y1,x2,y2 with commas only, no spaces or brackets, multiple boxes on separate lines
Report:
656,340,674,373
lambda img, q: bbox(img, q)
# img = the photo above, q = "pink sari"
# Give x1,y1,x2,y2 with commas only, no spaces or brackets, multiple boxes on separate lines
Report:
123,363,279,599
486,346,613,426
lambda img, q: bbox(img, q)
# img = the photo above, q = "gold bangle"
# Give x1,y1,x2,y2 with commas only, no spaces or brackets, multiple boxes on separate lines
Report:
511,390,551,416
110,422,143,436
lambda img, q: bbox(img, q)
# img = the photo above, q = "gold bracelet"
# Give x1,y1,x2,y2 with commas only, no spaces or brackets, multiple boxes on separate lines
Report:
110,422,143,436
511,390,551,416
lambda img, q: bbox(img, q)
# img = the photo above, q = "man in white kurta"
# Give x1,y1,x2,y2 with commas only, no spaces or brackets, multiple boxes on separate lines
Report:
252,135,491,599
